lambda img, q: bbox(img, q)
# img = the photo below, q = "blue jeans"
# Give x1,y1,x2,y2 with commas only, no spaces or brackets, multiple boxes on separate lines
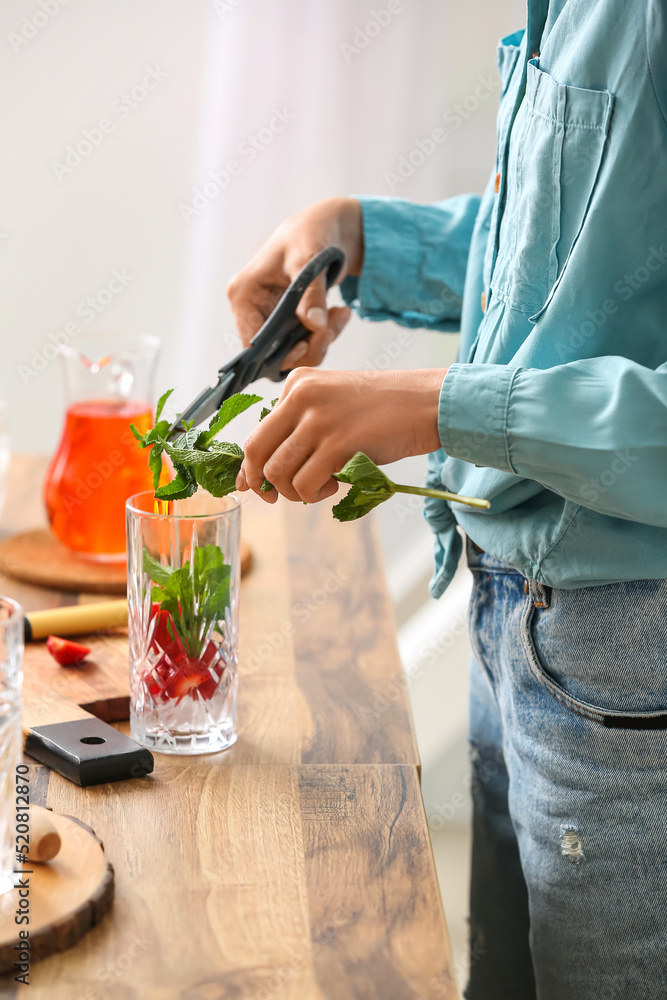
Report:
465,541,667,1000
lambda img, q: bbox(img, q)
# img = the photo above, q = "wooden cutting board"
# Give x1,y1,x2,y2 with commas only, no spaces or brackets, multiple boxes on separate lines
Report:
0,528,253,594
21,630,155,786
23,631,129,731
0,807,114,974
21,632,131,784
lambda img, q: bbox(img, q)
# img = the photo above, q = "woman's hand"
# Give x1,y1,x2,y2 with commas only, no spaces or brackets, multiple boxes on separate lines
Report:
227,197,364,369
236,367,446,504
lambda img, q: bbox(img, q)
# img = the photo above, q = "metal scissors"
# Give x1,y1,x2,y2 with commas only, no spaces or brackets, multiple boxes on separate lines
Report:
167,246,345,440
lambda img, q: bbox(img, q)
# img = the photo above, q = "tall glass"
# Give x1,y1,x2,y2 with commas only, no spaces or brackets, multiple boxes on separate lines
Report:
0,599,23,895
44,333,160,562
126,491,240,754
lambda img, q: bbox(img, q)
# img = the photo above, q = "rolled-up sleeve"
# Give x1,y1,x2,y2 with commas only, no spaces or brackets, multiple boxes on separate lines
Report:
438,357,667,527
340,194,480,332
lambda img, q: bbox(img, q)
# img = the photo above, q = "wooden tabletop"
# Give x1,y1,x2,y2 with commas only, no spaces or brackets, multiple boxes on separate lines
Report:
0,456,457,1000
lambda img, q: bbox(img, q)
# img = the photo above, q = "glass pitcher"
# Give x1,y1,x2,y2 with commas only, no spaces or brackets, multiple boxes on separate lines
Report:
44,333,160,562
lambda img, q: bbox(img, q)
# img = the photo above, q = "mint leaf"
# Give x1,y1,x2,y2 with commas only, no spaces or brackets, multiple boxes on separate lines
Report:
154,465,197,501
332,484,392,520
156,440,244,499
197,393,262,448
142,550,174,587
139,420,171,447
332,452,395,521
191,442,244,497
155,388,175,422
334,452,394,492
148,443,164,490
194,545,231,617
259,397,280,422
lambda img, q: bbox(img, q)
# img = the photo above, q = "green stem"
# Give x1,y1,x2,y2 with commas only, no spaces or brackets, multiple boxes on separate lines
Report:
392,483,491,510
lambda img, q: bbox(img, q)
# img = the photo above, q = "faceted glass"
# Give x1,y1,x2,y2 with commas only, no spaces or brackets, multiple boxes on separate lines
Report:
126,491,240,754
0,598,23,895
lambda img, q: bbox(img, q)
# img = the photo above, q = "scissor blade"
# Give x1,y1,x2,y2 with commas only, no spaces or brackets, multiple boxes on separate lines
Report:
166,371,236,441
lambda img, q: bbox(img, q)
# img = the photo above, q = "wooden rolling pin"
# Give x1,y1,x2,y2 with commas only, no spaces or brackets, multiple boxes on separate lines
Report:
28,808,61,862
24,600,128,642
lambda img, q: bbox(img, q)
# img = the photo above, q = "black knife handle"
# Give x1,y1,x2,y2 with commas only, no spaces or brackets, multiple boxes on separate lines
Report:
25,718,154,787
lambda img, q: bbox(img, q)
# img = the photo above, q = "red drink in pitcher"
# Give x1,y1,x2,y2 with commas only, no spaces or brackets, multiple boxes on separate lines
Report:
45,399,154,559
44,334,160,561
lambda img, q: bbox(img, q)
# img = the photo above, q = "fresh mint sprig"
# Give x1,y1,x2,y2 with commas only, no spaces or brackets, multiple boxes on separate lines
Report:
131,391,262,501
332,452,491,521
133,391,490,517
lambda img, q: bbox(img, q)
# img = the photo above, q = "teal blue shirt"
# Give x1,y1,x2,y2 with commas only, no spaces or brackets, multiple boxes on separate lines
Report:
342,0,667,596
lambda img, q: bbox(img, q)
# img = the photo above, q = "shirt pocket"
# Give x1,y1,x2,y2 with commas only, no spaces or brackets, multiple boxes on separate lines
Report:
491,60,613,318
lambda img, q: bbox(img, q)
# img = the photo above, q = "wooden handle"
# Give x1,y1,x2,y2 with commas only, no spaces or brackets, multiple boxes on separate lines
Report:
25,600,128,641
28,807,62,862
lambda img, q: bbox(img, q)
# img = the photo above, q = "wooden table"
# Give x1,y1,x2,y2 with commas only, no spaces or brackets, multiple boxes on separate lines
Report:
0,456,457,1000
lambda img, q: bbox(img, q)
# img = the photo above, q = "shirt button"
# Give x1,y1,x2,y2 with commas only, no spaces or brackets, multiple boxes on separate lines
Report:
532,50,540,59
494,172,501,193
481,291,487,312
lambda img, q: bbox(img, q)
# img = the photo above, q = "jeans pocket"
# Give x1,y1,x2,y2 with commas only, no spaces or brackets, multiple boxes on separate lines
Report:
491,60,613,318
520,579,667,728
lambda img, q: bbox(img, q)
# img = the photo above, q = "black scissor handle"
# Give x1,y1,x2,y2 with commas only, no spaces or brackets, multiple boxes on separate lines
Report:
250,246,345,383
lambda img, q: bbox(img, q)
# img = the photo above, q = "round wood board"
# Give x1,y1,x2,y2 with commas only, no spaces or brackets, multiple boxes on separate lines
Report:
0,528,253,594
0,807,114,973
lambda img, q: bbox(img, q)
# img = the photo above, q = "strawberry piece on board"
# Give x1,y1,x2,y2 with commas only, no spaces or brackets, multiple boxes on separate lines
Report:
46,635,91,666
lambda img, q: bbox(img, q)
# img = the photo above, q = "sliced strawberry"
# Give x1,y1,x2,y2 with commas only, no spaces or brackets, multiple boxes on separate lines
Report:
148,604,184,660
195,642,225,700
143,606,182,703
143,605,225,703
165,664,213,701
156,644,224,702
46,635,91,666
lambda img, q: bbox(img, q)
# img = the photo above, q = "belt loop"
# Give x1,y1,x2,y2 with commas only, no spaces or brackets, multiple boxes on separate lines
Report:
528,579,551,608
